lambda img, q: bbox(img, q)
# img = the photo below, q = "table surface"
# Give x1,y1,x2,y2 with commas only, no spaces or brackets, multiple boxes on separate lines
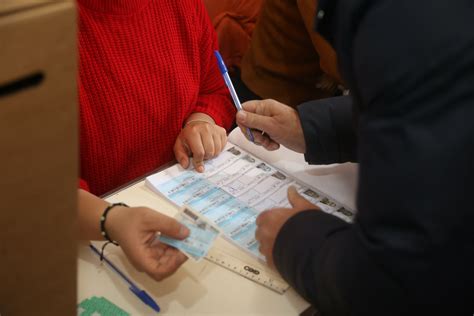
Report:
78,180,311,315
77,132,358,315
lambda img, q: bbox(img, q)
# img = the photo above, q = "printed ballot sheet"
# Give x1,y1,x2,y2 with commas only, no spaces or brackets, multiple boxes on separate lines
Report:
146,143,354,260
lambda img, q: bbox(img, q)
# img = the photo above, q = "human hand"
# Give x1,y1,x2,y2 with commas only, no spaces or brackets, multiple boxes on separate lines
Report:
106,206,190,281
236,99,306,153
255,186,319,268
174,114,227,173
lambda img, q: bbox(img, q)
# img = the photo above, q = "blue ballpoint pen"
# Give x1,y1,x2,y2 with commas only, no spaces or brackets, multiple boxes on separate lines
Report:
214,50,255,143
89,244,160,313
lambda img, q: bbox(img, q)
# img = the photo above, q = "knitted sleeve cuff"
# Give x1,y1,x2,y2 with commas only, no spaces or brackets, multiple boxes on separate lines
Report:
194,94,236,131
79,178,90,192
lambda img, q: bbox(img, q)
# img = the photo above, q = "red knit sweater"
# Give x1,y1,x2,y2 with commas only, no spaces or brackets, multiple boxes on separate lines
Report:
78,0,235,195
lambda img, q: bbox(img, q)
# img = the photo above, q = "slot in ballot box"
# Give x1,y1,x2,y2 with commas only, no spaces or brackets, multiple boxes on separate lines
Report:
0,1,77,315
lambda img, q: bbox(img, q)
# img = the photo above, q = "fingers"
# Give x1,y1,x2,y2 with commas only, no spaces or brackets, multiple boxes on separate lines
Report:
116,208,190,282
236,110,274,135
178,123,226,173
255,209,272,226
183,128,206,172
237,122,279,150
239,99,306,153
220,131,227,153
237,123,252,141
143,209,190,240
211,129,227,156
263,141,280,151
287,186,320,211
255,209,279,268
240,100,262,113
173,137,190,168
237,99,289,147
250,130,268,145
142,244,188,281
212,132,222,156
255,205,309,268
251,131,280,151
258,244,274,269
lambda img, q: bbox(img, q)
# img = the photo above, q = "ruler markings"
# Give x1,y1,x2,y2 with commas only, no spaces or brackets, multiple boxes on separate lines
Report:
205,247,290,294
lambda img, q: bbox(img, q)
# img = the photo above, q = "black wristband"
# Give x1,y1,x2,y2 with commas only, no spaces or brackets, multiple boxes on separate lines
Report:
100,202,128,245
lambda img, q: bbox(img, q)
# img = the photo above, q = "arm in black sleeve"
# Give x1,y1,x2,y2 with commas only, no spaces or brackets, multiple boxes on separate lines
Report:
274,211,407,315
298,96,357,164
274,0,474,314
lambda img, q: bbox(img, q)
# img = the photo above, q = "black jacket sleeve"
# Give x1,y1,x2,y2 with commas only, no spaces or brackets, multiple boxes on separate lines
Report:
273,1,474,314
298,96,356,164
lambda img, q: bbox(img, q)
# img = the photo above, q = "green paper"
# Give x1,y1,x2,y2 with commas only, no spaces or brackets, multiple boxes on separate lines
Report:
78,296,130,316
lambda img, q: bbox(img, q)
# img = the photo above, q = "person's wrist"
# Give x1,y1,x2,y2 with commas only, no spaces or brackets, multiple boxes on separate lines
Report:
282,109,306,153
294,116,306,153
103,205,130,243
184,119,214,127
184,113,216,127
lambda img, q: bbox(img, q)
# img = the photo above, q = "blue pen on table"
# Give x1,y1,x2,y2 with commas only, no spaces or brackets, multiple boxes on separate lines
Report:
89,244,160,313
214,50,255,143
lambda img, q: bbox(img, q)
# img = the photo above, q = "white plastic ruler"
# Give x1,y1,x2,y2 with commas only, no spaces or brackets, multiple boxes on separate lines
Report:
205,239,290,294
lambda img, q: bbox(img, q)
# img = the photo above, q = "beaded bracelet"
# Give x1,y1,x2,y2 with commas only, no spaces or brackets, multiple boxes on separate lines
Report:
99,202,128,245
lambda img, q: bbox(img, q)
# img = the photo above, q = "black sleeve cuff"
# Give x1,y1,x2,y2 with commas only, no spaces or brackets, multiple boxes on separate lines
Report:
298,96,357,164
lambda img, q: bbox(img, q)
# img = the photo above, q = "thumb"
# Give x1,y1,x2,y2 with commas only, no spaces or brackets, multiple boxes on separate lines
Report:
287,186,317,210
173,137,190,169
145,210,190,240
236,110,274,134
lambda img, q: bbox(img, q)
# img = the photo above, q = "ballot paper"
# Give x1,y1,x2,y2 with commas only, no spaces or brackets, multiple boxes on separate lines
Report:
146,144,354,261
159,206,220,261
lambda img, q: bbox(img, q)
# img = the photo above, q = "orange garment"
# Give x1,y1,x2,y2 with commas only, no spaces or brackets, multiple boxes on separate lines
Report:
241,0,343,107
203,0,263,72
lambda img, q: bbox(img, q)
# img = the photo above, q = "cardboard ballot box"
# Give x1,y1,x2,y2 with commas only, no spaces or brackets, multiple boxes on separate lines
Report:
0,1,77,315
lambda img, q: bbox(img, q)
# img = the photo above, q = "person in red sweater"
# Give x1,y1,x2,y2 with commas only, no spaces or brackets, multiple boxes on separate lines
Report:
77,0,236,281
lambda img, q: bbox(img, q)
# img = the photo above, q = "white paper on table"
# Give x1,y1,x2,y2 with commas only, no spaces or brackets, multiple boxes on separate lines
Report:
146,128,358,260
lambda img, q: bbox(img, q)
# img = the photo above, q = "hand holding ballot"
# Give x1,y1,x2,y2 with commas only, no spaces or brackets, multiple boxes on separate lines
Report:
159,206,221,261
105,205,190,281
255,186,320,268
236,99,306,153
